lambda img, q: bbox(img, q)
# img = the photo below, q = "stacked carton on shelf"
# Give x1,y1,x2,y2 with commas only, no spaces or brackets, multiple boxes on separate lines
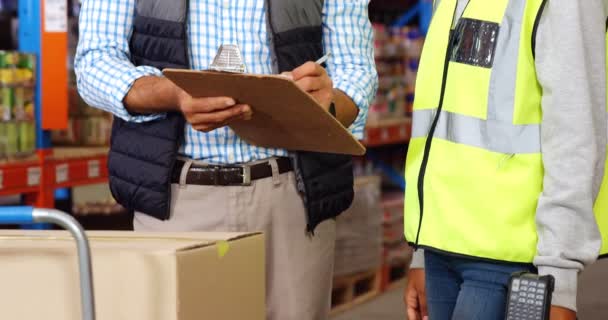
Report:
51,75,112,147
334,176,384,277
71,183,127,217
382,192,412,264
380,191,412,289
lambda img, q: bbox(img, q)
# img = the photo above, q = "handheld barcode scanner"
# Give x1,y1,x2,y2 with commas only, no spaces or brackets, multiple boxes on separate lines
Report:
505,272,555,320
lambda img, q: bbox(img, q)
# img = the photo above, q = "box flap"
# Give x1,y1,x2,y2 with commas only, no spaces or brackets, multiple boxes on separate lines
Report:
0,230,261,253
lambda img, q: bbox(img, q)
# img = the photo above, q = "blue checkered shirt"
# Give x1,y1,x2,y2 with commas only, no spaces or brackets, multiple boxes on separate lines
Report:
75,0,378,164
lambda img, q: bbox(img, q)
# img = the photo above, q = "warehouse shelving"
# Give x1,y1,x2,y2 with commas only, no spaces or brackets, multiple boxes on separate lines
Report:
0,1,109,209
363,0,431,149
364,118,412,147
0,148,108,207
0,156,40,197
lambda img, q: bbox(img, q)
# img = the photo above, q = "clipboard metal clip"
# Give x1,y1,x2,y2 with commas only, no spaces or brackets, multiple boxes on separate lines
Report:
209,44,247,74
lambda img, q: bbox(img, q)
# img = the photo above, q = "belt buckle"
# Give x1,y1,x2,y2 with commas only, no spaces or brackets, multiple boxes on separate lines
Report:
211,166,221,185
240,164,252,186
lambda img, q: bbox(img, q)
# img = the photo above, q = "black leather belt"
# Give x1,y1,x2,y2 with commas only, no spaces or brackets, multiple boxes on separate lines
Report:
172,157,293,186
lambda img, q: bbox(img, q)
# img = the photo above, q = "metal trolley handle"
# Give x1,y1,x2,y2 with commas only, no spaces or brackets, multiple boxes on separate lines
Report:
0,207,96,320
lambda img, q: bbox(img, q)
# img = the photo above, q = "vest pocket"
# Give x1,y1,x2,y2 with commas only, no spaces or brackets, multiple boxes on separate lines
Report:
450,18,500,69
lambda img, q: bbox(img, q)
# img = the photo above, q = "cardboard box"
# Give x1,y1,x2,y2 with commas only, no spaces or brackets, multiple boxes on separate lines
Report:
0,231,265,320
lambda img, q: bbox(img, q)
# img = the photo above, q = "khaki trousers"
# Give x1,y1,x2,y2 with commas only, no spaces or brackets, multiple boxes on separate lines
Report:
134,166,336,320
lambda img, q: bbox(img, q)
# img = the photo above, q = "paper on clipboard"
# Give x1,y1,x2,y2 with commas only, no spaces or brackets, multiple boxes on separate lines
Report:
163,69,366,156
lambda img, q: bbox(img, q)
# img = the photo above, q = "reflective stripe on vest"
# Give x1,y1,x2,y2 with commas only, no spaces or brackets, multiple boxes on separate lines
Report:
405,0,547,263
411,110,541,154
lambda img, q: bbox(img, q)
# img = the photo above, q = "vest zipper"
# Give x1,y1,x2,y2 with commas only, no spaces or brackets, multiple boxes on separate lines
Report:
413,30,455,249
531,0,548,59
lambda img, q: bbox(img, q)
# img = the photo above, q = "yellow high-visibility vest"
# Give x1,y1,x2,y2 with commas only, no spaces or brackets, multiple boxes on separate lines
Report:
405,0,608,262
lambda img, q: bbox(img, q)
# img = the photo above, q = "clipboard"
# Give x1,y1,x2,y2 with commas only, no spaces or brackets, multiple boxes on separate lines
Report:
162,69,366,156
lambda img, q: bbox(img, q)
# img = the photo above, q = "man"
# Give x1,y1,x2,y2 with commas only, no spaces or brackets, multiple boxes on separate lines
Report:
75,1,377,319
404,0,607,320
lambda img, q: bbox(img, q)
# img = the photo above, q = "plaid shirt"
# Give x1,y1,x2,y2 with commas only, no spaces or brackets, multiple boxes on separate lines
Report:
75,0,377,164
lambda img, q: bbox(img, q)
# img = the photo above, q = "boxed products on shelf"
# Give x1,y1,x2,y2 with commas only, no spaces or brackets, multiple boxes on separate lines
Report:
0,51,35,120
53,14,112,148
381,192,406,245
72,199,126,216
381,193,412,282
334,176,384,277
0,51,36,160
373,24,423,61
52,70,112,146
68,183,129,231
52,115,112,146
369,25,423,123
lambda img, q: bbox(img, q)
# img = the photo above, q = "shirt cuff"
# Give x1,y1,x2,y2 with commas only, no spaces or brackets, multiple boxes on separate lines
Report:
538,266,578,312
112,66,166,123
410,248,425,269
334,80,371,140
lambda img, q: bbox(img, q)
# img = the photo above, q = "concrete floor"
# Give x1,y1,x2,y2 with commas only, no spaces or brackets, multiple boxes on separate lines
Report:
333,259,608,320
578,259,608,320
333,286,406,320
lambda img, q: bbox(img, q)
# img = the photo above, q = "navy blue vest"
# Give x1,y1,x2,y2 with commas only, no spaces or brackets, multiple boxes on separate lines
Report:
109,0,354,232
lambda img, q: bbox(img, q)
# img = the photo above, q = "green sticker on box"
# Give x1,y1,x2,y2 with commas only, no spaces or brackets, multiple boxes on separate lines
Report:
217,240,230,259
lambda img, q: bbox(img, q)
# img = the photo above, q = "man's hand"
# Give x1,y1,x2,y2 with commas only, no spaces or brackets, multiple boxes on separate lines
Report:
123,76,252,132
550,306,576,320
290,62,334,111
405,268,428,320
283,62,359,127
176,89,252,132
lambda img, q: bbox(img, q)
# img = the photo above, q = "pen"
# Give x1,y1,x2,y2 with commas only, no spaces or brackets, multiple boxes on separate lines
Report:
279,52,332,79
315,52,331,65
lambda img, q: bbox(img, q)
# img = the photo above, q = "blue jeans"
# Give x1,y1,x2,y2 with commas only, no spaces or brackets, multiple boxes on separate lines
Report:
425,250,536,320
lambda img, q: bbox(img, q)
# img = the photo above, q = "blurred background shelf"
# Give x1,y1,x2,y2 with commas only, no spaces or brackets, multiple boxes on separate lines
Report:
364,118,412,147
0,147,108,204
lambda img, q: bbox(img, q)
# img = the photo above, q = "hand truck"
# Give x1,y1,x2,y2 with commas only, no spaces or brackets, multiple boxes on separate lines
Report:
0,206,96,320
